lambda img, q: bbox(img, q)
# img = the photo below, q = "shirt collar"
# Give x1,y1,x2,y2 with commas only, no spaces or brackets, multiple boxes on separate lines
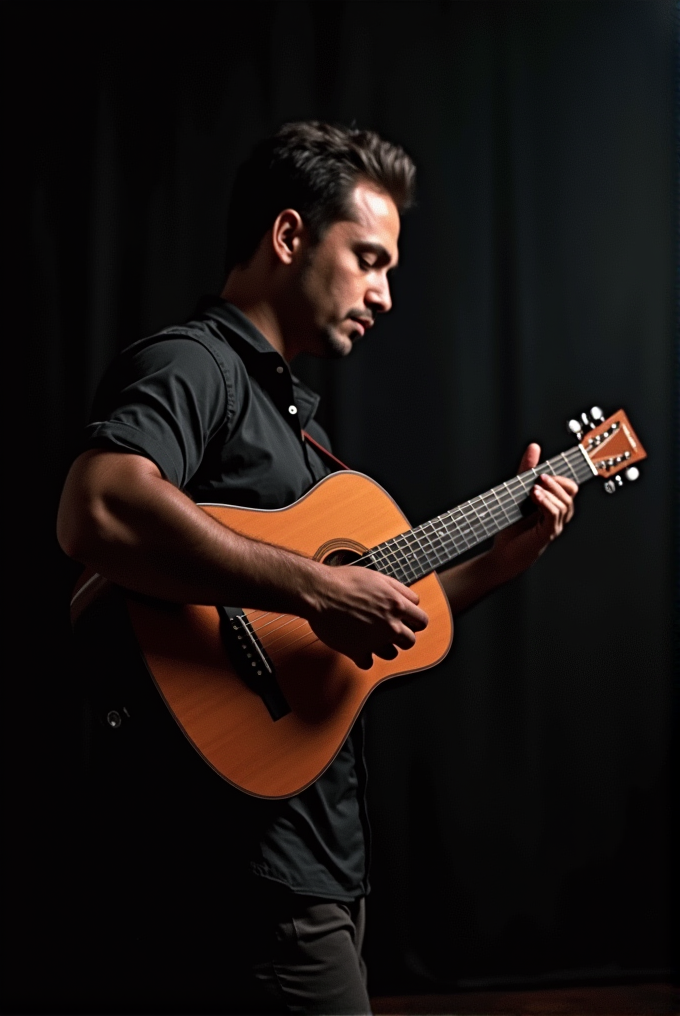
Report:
195,296,321,428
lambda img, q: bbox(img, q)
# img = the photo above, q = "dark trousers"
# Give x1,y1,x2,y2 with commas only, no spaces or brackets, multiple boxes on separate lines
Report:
76,593,371,1014
247,886,371,1015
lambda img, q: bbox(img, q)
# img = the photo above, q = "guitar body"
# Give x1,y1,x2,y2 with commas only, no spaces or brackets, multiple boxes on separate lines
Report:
69,408,644,800
126,471,453,799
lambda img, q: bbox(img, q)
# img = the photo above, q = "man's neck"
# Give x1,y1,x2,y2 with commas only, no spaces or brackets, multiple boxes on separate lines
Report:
221,271,289,360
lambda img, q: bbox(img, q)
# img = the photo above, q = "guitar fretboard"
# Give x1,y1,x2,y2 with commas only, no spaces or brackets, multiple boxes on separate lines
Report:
356,445,594,585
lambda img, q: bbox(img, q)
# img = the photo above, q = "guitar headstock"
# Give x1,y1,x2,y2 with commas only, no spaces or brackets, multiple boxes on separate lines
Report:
568,408,647,492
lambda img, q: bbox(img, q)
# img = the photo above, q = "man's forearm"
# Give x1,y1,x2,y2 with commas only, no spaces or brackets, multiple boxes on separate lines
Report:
57,449,324,614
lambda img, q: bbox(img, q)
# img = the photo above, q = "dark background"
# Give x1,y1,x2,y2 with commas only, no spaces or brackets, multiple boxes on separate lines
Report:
5,0,675,1011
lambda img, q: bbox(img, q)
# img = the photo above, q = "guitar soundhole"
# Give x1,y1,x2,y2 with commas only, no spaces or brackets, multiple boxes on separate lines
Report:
314,538,368,565
322,548,363,567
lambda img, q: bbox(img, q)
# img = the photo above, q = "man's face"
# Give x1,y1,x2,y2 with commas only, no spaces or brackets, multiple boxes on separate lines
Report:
291,181,400,359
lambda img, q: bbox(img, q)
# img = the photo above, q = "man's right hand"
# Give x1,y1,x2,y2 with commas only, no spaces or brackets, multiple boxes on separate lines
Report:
303,565,429,670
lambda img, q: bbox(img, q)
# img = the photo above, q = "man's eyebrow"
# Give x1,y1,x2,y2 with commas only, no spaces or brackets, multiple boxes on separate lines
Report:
355,241,398,268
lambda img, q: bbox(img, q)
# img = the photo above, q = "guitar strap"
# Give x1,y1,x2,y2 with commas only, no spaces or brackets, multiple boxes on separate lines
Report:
302,430,349,472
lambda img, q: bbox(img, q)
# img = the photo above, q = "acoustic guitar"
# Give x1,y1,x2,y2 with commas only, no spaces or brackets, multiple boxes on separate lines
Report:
71,408,646,799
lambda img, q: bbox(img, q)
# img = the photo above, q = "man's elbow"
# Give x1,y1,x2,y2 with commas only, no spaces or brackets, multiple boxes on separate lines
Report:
57,449,162,565
56,494,107,564
57,455,117,564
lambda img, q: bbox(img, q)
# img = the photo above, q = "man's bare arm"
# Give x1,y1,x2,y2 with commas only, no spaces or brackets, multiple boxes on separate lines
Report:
439,443,579,616
57,449,428,669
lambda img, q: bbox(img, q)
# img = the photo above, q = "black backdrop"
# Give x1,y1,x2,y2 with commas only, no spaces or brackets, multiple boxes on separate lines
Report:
5,1,675,1011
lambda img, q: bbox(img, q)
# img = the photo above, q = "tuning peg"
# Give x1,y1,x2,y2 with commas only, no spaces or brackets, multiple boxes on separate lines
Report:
567,419,583,439
625,466,640,482
590,406,605,423
603,476,624,494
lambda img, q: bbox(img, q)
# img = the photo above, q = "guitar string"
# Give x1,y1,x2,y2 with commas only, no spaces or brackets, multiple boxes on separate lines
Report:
354,453,580,584
234,447,595,644
410,455,582,549
245,615,285,634
367,449,592,580
369,465,544,574
250,613,298,636
246,609,276,623
268,627,320,660
259,618,313,651
384,457,589,580
366,482,524,580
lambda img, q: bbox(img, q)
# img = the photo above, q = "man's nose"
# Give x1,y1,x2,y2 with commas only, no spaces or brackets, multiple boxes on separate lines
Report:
367,275,392,315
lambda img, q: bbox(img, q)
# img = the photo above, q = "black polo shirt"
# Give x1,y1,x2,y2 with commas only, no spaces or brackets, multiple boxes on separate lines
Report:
84,297,369,901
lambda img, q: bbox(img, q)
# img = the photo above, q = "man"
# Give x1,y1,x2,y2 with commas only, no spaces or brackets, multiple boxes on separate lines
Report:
58,122,577,1014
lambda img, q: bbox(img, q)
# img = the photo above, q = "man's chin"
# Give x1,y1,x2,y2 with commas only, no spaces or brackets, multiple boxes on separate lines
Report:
317,328,356,359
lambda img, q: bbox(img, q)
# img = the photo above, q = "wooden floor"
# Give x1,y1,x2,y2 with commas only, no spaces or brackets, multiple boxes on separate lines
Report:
370,982,677,1015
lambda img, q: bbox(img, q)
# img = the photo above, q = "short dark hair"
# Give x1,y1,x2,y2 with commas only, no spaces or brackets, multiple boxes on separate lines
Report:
224,121,416,273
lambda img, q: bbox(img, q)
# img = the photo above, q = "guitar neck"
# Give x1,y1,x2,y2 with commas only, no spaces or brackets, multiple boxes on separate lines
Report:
357,445,596,585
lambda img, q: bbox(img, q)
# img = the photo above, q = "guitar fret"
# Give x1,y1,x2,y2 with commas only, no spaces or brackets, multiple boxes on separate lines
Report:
419,521,452,568
402,533,426,581
558,452,577,482
413,524,458,573
481,488,512,530
390,533,413,567
410,533,448,578
446,507,476,547
501,480,525,518
388,551,411,584
417,526,446,568
407,527,436,572
372,534,416,582
489,485,516,526
370,544,398,578
465,497,495,539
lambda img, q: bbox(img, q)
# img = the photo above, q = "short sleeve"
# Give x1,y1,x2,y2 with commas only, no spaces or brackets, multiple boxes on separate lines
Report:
84,336,230,489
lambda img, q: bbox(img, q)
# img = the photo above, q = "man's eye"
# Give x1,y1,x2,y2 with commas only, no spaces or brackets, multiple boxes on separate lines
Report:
359,257,374,270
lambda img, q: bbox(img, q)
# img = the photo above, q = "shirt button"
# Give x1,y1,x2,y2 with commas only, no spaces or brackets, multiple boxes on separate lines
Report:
288,405,298,415
276,365,284,374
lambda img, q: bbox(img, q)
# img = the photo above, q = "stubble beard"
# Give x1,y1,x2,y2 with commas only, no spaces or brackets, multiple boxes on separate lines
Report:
315,322,357,360
297,247,363,359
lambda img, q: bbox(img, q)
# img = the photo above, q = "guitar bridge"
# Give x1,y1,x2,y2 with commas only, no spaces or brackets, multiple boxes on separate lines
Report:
216,606,291,721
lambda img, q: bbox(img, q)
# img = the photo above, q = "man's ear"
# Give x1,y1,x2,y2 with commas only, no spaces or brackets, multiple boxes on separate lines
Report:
271,209,305,265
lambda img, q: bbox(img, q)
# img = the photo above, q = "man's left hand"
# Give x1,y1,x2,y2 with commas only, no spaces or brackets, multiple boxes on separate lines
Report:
488,442,578,582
